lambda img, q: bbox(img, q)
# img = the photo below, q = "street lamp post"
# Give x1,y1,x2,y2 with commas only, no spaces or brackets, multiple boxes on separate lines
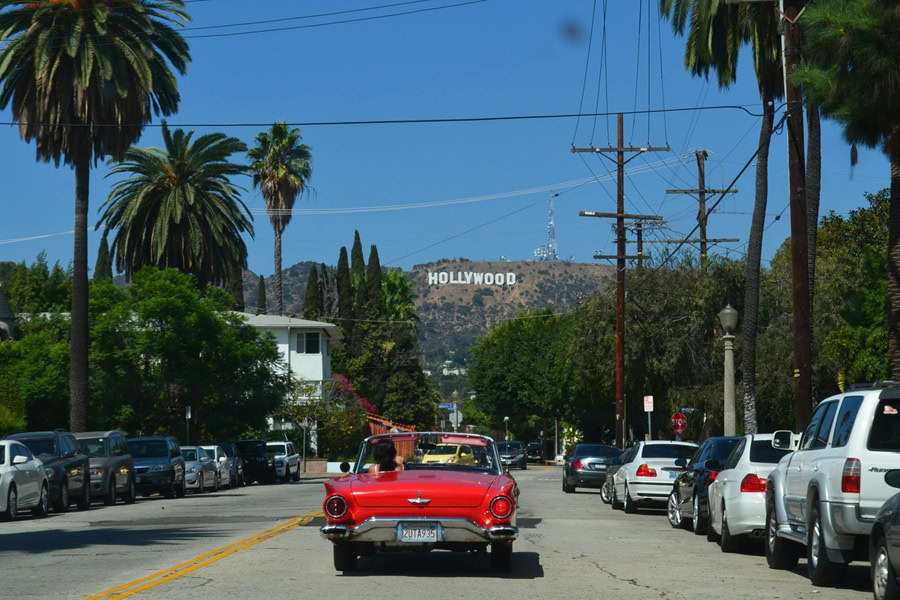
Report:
718,305,739,436
503,416,509,441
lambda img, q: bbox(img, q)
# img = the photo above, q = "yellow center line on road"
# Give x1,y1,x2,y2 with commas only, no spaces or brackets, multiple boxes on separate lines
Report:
84,510,323,600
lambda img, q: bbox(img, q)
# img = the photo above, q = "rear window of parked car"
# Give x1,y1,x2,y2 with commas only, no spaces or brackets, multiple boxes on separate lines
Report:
868,399,900,452
267,444,287,455
749,441,791,464
235,441,267,455
20,438,55,457
79,438,107,458
572,445,619,457
0,445,5,465
711,439,741,463
832,396,864,448
640,444,696,460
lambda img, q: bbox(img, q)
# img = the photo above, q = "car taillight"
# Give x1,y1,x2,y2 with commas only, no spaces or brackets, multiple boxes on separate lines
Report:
490,496,513,519
572,460,585,470
740,473,767,493
842,458,861,493
708,471,720,482
324,495,348,518
635,464,657,477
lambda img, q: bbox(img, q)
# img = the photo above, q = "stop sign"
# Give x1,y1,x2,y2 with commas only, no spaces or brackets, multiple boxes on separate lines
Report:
671,413,687,434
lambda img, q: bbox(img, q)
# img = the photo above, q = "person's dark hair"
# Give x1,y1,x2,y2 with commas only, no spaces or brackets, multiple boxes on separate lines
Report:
373,439,397,472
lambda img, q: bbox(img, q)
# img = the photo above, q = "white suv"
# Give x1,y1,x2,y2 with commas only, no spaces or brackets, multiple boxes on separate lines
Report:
267,441,300,483
766,383,900,587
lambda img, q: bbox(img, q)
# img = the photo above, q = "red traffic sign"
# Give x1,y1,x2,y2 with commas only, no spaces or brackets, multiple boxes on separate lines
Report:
671,413,687,434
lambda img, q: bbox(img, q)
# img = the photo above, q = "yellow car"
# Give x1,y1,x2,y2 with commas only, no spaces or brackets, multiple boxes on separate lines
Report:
422,444,476,465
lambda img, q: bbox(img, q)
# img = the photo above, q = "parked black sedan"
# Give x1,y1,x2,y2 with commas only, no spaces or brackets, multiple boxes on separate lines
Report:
667,436,742,535
75,431,136,505
4,430,91,512
563,443,620,493
234,439,276,484
870,470,900,600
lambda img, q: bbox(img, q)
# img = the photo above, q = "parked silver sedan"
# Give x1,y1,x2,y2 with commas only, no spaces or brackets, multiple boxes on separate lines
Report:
1,440,50,520
200,445,232,488
181,446,219,493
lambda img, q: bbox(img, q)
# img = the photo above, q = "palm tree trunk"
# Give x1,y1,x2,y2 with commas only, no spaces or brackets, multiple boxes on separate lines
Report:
889,150,900,379
741,98,774,434
69,154,90,432
274,228,283,316
806,102,821,366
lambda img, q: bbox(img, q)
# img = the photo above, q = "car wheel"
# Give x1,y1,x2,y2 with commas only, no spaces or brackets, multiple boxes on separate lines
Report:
707,513,719,543
873,535,900,600
490,541,513,572
199,474,208,494
692,495,707,535
2,484,17,521
176,477,186,498
765,498,800,570
719,503,739,553
53,479,70,512
76,480,91,511
623,484,636,514
214,473,220,492
103,478,116,506
32,482,50,518
611,486,623,510
333,543,358,573
123,476,136,504
562,478,574,494
521,463,527,470
292,467,301,482
667,490,685,529
807,504,847,586
600,482,612,505
164,476,177,499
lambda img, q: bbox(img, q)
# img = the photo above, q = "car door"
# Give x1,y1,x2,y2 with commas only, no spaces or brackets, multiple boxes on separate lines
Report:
59,435,84,496
799,400,839,522
784,401,829,522
111,435,125,490
616,444,639,496
12,443,37,505
679,442,709,511
713,437,746,531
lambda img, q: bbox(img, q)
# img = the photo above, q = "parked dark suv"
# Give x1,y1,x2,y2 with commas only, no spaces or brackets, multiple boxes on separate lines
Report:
4,430,91,512
127,436,185,498
668,436,742,535
526,442,544,463
208,441,245,487
75,431,136,505
234,439,275,484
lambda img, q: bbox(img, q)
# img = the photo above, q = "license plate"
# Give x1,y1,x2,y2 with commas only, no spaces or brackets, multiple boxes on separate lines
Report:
669,471,679,479
397,523,441,543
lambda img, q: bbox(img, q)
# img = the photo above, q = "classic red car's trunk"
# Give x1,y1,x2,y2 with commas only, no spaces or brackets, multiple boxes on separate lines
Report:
350,470,497,508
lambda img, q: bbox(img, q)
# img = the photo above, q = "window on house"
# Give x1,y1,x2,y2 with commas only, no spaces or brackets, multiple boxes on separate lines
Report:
297,332,320,354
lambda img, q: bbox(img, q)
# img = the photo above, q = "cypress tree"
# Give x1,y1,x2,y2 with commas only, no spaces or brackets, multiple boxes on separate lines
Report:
228,263,245,312
350,229,366,294
303,265,321,320
319,262,334,316
256,276,267,315
366,245,383,318
93,236,113,281
336,247,353,334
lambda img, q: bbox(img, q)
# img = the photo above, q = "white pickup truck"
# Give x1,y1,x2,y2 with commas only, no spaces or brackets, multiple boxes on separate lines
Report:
766,382,900,587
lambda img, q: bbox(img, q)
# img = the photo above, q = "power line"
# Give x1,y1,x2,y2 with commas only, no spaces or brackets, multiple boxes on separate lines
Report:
571,0,598,145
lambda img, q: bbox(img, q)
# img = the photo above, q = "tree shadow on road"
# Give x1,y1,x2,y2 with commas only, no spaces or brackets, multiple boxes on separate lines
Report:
344,551,544,579
0,526,227,554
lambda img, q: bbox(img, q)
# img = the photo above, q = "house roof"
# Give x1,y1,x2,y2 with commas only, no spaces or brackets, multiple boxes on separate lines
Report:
0,284,13,321
235,312,343,343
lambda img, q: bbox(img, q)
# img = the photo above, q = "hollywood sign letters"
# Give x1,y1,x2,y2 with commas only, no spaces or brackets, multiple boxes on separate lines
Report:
427,271,517,286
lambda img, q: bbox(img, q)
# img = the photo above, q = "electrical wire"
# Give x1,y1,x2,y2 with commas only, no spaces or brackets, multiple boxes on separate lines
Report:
572,0,598,145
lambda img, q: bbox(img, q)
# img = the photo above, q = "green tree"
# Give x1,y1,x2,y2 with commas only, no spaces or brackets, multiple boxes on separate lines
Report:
350,230,366,296
0,0,192,432
228,264,245,312
257,276,267,315
366,245,383,318
303,265,321,320
248,122,313,316
381,270,418,323
793,0,900,377
98,123,253,286
336,247,353,334
93,237,113,282
0,253,72,314
382,371,439,431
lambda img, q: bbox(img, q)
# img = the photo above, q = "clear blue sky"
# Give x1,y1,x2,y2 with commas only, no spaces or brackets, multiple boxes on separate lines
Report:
0,0,889,278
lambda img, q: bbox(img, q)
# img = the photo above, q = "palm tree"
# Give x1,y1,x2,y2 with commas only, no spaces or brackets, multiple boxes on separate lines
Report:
381,270,418,323
248,122,313,316
97,123,253,287
0,0,191,432
660,0,782,433
793,0,900,376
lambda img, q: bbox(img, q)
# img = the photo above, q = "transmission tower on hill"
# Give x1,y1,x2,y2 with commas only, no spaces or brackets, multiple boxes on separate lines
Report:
533,195,560,261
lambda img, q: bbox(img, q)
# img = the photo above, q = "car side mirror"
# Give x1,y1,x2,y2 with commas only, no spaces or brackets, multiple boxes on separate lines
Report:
885,470,900,489
704,459,722,472
12,455,27,465
674,457,688,468
219,456,227,463
772,430,794,450
339,462,351,473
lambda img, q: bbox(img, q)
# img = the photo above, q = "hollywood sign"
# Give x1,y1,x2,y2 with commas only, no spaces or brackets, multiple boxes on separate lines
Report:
427,271,518,286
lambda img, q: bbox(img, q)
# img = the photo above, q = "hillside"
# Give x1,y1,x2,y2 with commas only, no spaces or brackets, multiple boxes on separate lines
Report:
244,259,612,362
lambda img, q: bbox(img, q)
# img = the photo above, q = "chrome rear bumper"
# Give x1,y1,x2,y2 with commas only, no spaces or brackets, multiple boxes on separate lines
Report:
321,517,518,544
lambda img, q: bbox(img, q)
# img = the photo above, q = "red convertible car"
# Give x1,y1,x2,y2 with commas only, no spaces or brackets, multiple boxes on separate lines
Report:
321,432,519,573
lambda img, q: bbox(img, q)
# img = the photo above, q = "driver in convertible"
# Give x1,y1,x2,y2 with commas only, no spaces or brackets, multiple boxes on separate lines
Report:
370,439,406,474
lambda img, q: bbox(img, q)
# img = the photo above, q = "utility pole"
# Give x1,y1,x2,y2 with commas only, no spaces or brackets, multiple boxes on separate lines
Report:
574,114,669,449
665,150,737,273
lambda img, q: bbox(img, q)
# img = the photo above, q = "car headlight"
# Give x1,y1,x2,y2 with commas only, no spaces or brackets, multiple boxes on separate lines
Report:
187,467,199,474
150,464,170,472
90,467,104,478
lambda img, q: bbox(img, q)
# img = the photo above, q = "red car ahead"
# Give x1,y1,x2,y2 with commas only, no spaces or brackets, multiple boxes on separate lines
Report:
321,432,519,573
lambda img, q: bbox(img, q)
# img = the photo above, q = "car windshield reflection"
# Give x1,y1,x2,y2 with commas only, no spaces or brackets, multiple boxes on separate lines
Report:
356,433,500,475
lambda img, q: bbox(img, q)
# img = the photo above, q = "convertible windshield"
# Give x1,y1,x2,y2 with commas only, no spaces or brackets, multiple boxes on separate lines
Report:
356,433,500,475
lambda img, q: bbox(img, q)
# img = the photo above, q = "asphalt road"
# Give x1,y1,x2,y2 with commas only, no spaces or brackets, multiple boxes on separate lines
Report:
0,466,875,599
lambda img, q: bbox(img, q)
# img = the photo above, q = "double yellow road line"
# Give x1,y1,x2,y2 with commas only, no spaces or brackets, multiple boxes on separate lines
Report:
85,510,323,600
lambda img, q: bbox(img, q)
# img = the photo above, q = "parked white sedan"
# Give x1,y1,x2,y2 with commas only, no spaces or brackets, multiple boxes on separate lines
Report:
613,440,698,513
1,440,50,520
707,433,794,551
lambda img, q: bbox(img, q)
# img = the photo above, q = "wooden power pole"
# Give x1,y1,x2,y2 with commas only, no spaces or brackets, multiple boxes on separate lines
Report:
574,113,669,449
